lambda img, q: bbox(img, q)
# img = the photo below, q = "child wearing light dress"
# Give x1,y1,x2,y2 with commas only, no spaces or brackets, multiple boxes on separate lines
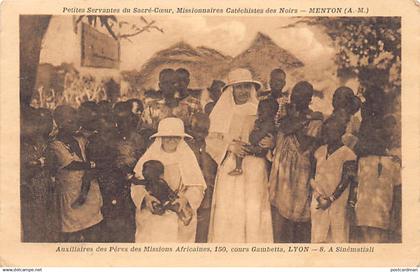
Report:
310,115,357,243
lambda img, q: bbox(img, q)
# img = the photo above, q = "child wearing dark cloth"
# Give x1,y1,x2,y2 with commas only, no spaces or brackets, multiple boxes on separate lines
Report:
70,103,99,208
97,100,113,118
269,81,324,243
21,107,58,242
355,85,388,157
73,101,145,242
185,112,218,242
131,160,194,226
113,101,148,171
228,98,277,176
132,160,177,213
71,108,118,209
78,101,99,138
204,80,225,115
126,98,144,132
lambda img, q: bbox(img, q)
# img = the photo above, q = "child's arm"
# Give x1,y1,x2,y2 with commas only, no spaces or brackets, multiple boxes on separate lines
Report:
70,141,98,208
130,176,149,186
249,128,266,146
45,145,60,177
310,156,317,181
348,171,359,208
314,160,357,210
71,169,97,208
129,175,164,215
308,157,317,200
330,160,357,202
80,170,94,194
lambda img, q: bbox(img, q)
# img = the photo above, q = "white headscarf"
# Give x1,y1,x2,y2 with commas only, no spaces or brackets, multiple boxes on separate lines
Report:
133,137,206,188
208,85,259,135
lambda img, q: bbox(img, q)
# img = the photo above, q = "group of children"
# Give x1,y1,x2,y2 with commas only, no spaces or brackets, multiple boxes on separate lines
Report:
20,76,219,242
20,66,401,243
268,75,401,243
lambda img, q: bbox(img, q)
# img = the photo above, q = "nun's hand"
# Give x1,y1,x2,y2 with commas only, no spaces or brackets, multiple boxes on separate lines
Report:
259,134,275,149
172,195,188,213
228,140,249,157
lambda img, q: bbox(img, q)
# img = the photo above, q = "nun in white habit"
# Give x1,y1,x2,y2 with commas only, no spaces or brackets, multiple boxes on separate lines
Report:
206,68,273,243
131,117,206,243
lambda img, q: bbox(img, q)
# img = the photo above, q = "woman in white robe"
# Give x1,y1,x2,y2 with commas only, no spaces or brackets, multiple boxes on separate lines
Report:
131,117,206,242
206,68,273,243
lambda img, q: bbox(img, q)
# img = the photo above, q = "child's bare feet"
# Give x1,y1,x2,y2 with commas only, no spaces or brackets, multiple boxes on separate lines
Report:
228,168,243,176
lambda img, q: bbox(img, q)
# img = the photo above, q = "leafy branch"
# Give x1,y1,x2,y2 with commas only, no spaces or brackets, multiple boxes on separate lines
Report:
74,15,163,41
280,17,401,89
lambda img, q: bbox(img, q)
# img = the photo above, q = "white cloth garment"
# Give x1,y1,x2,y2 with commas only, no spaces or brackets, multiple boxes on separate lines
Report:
206,85,259,164
131,138,206,242
310,145,356,243
355,155,401,230
206,86,273,243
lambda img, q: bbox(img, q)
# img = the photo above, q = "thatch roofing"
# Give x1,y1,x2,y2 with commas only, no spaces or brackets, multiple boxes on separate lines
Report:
122,32,304,93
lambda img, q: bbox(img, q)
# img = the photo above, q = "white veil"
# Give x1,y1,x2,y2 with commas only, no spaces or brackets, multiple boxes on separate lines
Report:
208,85,258,135
133,138,206,188
206,85,259,164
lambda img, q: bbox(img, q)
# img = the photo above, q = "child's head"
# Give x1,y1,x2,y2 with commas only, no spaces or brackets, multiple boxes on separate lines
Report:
175,68,190,94
208,80,225,102
290,81,314,111
142,160,164,181
332,87,361,116
159,69,177,98
96,113,116,134
190,112,210,141
53,105,80,134
113,101,138,133
269,68,286,97
78,101,98,132
321,115,347,145
97,100,113,118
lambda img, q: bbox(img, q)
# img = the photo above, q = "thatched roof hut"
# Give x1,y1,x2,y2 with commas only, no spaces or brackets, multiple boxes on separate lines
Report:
123,32,304,94
229,32,304,87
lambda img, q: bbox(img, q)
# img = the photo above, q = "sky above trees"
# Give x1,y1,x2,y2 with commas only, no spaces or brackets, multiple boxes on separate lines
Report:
40,16,336,72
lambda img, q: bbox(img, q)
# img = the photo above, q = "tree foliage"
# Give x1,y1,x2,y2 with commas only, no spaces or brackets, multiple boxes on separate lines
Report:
283,17,401,91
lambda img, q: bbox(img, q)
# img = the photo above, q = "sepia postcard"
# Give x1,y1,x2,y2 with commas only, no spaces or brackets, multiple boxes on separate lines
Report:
0,0,419,267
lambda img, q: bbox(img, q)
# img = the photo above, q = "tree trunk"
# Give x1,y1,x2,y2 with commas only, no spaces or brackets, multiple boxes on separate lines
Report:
20,15,51,107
